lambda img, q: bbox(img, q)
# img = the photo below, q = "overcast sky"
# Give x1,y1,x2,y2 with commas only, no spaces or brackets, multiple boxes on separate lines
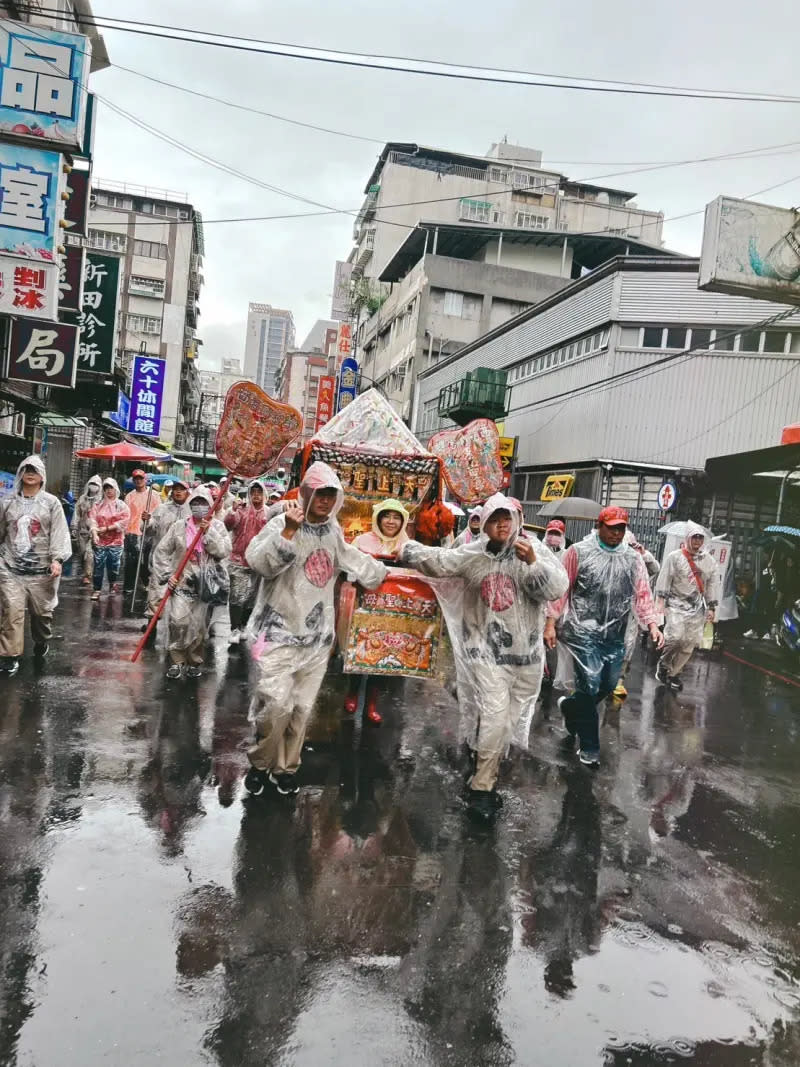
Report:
91,0,800,370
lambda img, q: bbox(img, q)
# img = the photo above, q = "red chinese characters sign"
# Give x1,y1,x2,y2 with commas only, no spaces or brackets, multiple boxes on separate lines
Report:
0,256,58,318
315,375,336,431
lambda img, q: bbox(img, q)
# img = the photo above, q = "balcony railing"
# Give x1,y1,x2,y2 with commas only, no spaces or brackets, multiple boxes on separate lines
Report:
437,368,509,426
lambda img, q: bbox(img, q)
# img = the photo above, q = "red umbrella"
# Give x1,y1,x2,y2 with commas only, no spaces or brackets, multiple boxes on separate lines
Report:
74,441,172,461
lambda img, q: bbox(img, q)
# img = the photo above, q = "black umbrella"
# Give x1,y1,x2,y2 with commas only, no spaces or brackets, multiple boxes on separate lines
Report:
538,497,602,521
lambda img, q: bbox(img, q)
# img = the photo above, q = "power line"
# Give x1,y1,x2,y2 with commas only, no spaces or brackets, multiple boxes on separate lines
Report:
19,5,800,105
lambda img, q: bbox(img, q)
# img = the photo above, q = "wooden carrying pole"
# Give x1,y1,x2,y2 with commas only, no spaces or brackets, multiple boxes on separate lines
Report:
130,475,231,662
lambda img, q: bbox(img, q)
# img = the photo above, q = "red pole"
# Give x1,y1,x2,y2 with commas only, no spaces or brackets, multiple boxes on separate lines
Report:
130,474,231,662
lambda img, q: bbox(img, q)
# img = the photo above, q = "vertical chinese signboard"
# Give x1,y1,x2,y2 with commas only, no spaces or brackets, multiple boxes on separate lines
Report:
0,144,65,260
336,322,352,366
337,355,358,412
6,318,78,388
0,21,92,151
129,354,166,437
67,252,119,374
315,375,335,432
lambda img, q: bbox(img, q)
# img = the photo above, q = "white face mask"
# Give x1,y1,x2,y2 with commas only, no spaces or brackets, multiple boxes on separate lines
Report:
190,502,210,519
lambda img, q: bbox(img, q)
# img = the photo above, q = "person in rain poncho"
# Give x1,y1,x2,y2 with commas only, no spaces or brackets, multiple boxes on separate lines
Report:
224,480,269,645
615,530,661,698
354,498,411,558
349,499,412,724
654,520,718,691
399,493,568,821
88,478,130,600
243,461,387,798
0,456,72,675
143,480,191,620
543,520,567,560
544,506,664,768
452,507,483,548
151,486,231,680
73,474,102,584
124,470,158,592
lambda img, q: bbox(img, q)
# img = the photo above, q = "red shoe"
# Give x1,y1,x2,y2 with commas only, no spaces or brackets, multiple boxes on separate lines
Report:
344,694,358,715
366,698,382,725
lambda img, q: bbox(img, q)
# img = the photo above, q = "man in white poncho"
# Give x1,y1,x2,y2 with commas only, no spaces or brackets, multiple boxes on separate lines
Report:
0,455,72,675
243,462,386,799
400,493,568,821
655,520,719,692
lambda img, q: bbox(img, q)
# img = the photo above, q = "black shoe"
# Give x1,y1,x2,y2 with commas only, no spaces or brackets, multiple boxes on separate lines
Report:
269,772,300,796
0,657,19,676
578,748,600,768
185,665,203,679
655,662,669,684
165,664,183,680
467,789,497,822
668,674,683,692
243,768,269,797
558,731,577,754
33,642,49,658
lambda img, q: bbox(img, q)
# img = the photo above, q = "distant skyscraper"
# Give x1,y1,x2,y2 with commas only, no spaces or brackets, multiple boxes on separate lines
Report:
243,303,295,395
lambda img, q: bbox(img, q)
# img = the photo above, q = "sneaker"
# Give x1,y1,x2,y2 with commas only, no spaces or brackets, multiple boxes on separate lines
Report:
185,665,203,679
33,642,49,659
668,674,683,692
90,591,100,601
243,767,269,797
228,629,241,646
467,789,496,822
579,749,600,768
166,664,183,680
269,772,300,796
0,657,19,676
655,662,669,684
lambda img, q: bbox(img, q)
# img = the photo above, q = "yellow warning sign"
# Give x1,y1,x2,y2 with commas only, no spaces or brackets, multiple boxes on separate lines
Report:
541,474,575,501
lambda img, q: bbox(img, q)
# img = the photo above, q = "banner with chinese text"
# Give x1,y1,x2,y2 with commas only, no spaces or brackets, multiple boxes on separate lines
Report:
0,22,91,150
336,355,358,412
129,354,166,437
63,252,119,374
314,375,335,432
7,318,78,389
0,256,58,317
0,144,65,260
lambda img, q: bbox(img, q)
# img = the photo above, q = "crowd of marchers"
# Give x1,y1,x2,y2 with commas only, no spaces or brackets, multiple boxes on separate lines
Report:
0,454,719,822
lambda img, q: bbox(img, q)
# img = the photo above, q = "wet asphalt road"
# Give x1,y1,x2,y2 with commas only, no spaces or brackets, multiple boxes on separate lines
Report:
2,579,800,1066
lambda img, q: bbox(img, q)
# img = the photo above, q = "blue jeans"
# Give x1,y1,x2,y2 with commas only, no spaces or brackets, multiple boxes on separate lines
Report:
560,640,626,753
93,546,123,591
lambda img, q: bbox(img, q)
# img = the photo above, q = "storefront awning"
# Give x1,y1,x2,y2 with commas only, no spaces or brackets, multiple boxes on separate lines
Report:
38,415,88,428
706,442,800,488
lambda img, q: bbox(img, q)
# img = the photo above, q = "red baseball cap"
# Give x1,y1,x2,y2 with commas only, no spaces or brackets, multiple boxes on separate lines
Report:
132,469,146,478
597,505,629,527
546,519,566,533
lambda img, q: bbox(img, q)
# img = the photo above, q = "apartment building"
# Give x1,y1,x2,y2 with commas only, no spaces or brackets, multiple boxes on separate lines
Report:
196,357,253,449
88,180,204,446
243,304,295,396
348,140,664,286
358,223,676,421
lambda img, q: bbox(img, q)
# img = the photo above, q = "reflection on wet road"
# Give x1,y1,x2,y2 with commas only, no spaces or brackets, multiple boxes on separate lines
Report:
1,580,800,1065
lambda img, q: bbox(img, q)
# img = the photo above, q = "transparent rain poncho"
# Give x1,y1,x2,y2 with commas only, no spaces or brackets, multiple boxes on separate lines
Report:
151,487,232,654
245,462,387,728
73,474,103,576
0,456,72,658
622,531,661,664
225,480,270,610
452,507,483,549
551,529,658,694
655,520,719,652
400,492,569,753
0,455,72,575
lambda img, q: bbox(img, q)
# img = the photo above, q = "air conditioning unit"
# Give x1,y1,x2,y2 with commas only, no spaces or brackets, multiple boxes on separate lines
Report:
89,191,97,206
12,412,25,437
